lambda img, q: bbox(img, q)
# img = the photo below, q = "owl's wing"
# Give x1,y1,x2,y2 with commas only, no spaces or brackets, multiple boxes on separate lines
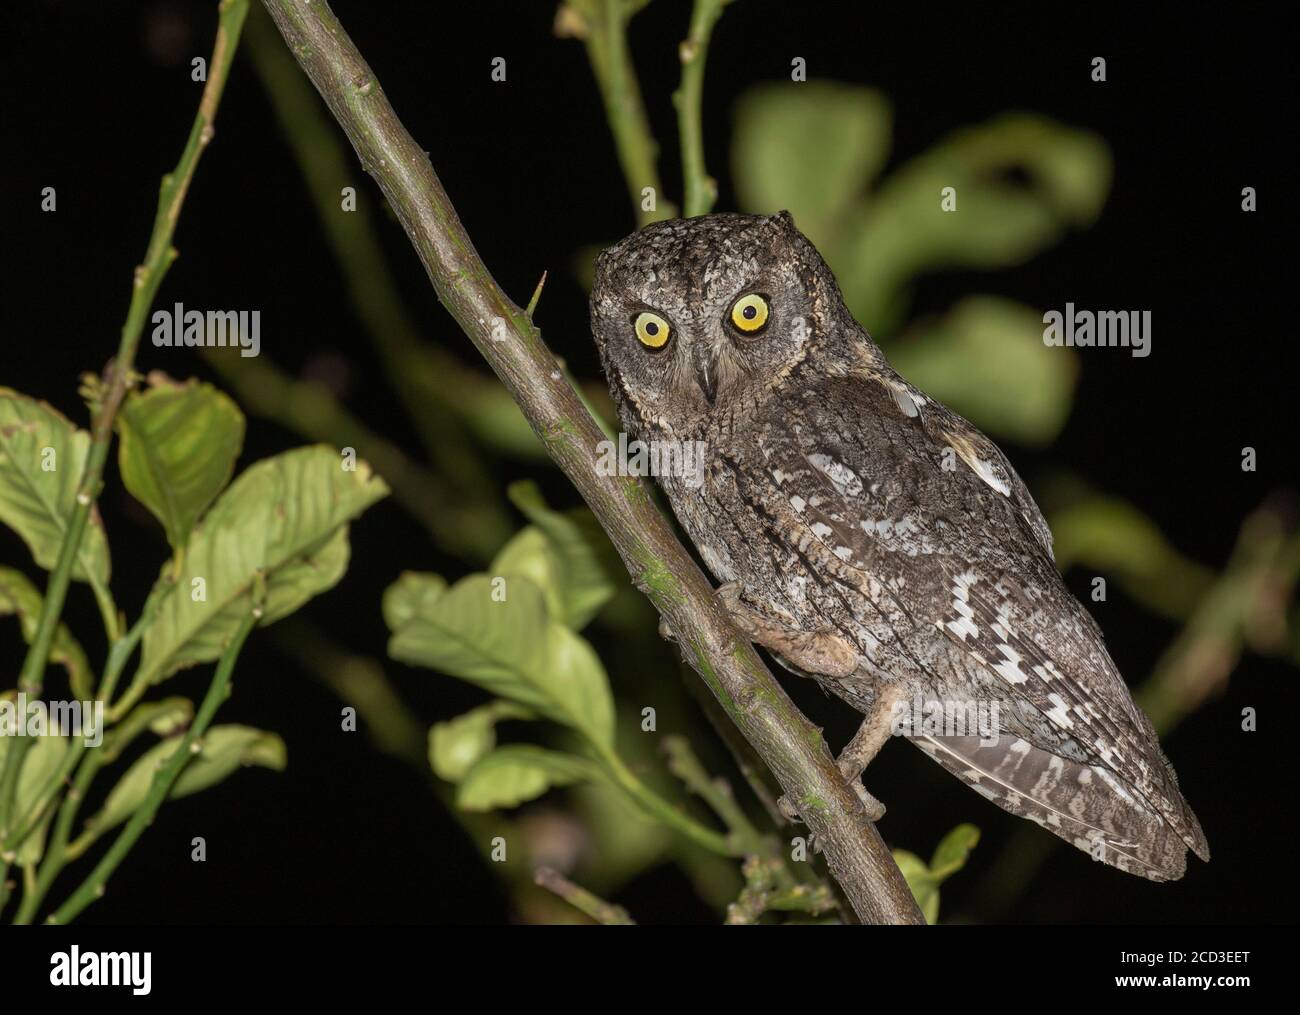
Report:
744,370,1208,876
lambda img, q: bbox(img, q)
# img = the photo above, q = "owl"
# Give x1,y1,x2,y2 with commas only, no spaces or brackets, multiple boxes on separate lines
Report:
590,211,1209,881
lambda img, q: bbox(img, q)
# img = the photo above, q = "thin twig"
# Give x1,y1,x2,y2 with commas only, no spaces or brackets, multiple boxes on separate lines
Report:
594,744,735,856
558,0,674,225
673,0,730,217
46,595,262,924
261,0,922,924
534,865,636,925
673,661,788,828
661,734,791,876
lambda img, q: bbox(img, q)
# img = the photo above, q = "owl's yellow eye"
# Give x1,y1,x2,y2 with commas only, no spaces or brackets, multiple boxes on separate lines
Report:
634,311,671,349
730,293,770,333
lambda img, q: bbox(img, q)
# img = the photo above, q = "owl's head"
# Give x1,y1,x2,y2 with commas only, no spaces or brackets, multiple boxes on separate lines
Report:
591,212,862,437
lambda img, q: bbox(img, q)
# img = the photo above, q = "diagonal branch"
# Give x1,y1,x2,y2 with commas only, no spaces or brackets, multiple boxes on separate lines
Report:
260,0,923,924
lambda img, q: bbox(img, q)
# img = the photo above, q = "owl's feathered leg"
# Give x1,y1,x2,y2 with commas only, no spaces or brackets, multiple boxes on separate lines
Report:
833,682,907,821
713,581,860,679
712,582,895,824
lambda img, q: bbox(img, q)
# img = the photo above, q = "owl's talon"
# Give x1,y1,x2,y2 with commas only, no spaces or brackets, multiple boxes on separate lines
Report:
714,580,745,614
775,796,825,851
779,779,885,826
849,780,887,822
776,792,803,824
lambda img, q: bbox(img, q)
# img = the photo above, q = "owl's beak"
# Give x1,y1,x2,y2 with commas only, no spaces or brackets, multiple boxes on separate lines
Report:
694,346,718,404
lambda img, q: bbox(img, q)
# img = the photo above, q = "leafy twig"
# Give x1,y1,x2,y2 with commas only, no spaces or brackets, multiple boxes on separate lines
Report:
662,735,761,849
663,734,850,920
62,698,195,863
726,855,836,924
0,0,250,904
45,595,262,924
6,616,169,920
260,0,923,924
594,744,735,856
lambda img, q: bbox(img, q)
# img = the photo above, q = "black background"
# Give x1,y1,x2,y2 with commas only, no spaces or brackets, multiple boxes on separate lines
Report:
0,0,1294,924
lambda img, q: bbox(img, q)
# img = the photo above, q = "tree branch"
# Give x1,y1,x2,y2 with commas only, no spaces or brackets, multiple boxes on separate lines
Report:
260,0,923,925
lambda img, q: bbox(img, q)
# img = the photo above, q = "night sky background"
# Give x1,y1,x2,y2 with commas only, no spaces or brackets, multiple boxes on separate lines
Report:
0,0,1294,924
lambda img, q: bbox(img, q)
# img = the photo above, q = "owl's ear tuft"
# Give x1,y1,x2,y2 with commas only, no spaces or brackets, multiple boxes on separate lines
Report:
771,210,796,229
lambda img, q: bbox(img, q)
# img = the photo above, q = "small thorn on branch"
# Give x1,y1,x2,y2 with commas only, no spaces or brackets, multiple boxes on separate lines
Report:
525,270,548,319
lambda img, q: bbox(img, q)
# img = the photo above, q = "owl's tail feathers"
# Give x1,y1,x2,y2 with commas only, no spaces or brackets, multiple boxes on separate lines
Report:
1137,712,1212,864
913,735,1200,882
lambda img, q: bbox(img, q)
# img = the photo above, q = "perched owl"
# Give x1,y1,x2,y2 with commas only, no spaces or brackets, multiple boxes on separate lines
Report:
590,212,1209,881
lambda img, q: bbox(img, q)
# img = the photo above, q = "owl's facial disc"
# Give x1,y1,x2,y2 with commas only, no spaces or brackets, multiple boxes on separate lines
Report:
592,212,829,429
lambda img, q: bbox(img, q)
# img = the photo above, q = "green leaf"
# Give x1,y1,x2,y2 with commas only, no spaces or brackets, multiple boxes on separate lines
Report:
387,573,615,748
93,725,287,834
733,82,892,240
428,700,536,782
459,386,547,460
0,388,111,586
840,115,1111,334
891,849,938,923
455,745,600,811
1049,494,1185,576
117,375,244,554
146,698,195,738
138,445,388,685
503,481,615,629
490,529,562,617
888,296,1078,444
893,823,980,924
929,822,981,880
381,571,448,632
0,566,93,699
0,731,69,864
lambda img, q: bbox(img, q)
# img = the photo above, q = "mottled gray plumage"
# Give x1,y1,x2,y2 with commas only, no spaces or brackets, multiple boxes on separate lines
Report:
591,211,1209,880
